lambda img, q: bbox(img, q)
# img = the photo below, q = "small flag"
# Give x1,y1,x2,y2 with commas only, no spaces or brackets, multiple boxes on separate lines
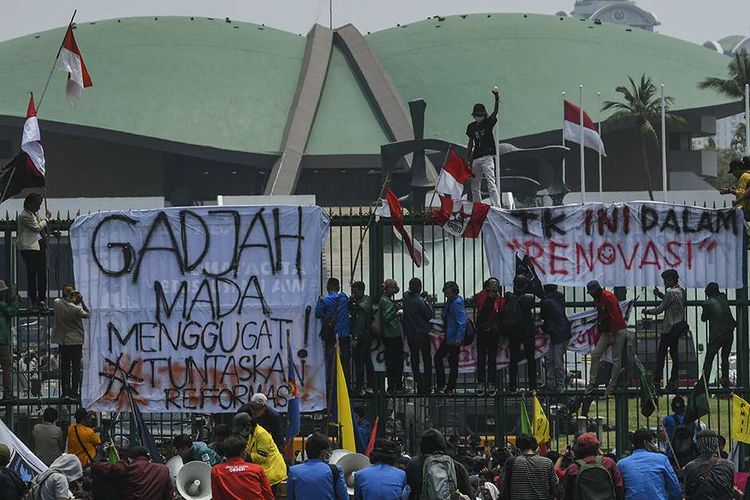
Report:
382,187,429,267
364,416,380,457
430,195,490,238
732,394,750,444
108,442,120,464
563,100,606,156
55,24,93,105
21,94,45,176
635,354,658,417
532,394,550,444
686,374,710,422
334,345,356,451
435,149,473,200
284,340,301,448
520,398,532,436
515,254,545,299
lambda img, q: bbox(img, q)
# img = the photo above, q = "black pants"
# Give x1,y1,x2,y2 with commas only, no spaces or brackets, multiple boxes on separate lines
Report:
408,337,432,391
703,333,733,384
383,336,404,391
476,332,499,385
60,344,82,397
353,335,374,391
508,335,536,390
655,331,679,384
434,340,460,390
21,249,46,305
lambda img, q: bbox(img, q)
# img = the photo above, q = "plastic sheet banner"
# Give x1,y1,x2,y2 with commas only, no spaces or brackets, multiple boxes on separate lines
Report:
482,202,744,288
71,206,330,413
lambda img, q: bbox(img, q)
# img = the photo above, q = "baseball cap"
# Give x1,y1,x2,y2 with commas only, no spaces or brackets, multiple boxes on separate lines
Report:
576,432,600,447
250,393,268,408
231,412,252,438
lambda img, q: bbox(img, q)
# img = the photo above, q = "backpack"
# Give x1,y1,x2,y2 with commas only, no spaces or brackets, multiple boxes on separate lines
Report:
421,453,458,500
22,473,50,500
575,456,616,500
462,320,476,346
670,416,696,465
501,293,525,339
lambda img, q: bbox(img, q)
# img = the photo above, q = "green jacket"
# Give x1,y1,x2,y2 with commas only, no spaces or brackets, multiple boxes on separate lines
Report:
379,295,403,339
350,295,373,339
0,298,19,346
701,293,736,339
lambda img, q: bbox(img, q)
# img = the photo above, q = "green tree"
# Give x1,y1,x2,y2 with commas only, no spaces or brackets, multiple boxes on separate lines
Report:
602,74,686,201
699,49,750,100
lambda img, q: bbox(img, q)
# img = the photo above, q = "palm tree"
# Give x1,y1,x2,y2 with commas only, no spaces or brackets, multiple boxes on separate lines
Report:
602,74,686,201
699,49,750,99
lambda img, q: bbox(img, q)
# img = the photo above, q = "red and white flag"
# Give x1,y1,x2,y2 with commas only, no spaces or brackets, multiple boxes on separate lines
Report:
431,195,490,238
435,149,473,199
21,95,45,177
55,25,93,106
563,100,606,156
376,187,429,267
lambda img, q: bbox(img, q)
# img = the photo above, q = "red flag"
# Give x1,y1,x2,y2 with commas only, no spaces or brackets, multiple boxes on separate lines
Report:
563,100,606,155
430,195,490,238
385,187,426,267
435,149,473,199
21,95,45,176
55,25,93,105
364,416,380,457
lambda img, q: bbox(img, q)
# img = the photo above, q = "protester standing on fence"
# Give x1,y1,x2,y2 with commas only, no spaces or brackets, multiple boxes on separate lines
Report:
237,393,285,453
616,428,681,500
91,445,173,500
643,270,687,392
585,281,628,396
354,439,406,499
380,279,405,394
0,443,27,499
405,429,474,499
682,430,739,500
17,192,50,311
0,280,19,401
502,433,562,500
316,278,351,390
349,281,374,396
540,284,571,393
563,432,623,500
33,407,65,466
210,435,274,500
720,158,750,223
467,88,501,207
434,281,466,395
701,282,737,387
472,278,503,397
66,407,101,468
505,276,537,393
53,284,90,401
287,432,348,500
402,278,435,395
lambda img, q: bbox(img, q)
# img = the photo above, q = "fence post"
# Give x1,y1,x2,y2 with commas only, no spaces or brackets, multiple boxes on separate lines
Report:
368,219,387,431
738,236,749,467
613,287,629,455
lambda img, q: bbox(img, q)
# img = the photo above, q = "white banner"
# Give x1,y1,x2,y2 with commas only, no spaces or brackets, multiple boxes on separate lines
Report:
482,202,744,288
71,206,330,413
0,418,47,480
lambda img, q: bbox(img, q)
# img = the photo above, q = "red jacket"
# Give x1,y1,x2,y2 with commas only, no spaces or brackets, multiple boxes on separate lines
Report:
91,457,172,500
473,290,505,324
595,290,627,333
211,457,274,500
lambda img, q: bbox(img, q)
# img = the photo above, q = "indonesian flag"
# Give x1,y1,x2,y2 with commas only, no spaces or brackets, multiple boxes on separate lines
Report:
563,100,606,156
55,25,93,106
435,149,473,199
376,187,429,267
21,95,45,177
431,195,490,238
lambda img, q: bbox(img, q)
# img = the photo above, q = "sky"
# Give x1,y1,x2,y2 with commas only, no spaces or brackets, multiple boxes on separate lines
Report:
1,0,749,45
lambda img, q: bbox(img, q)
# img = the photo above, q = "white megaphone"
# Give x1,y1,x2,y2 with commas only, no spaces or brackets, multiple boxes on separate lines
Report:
176,461,212,500
166,455,183,485
329,449,371,496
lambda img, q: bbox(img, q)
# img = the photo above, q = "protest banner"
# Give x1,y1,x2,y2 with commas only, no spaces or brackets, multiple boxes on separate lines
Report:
0,418,47,480
482,202,743,288
71,206,330,413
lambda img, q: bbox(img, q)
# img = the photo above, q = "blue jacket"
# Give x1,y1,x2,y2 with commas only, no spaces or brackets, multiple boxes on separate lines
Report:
616,449,681,500
442,296,467,345
287,459,348,500
190,441,220,466
316,291,351,338
354,463,406,500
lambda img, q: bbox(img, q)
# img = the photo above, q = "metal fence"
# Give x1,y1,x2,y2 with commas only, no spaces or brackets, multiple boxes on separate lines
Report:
1,209,749,466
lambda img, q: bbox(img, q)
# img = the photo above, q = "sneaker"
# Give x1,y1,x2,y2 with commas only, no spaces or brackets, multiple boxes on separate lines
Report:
435,385,446,394
476,385,486,397
37,301,48,313
1,393,17,402
605,385,616,396
365,387,374,395
487,385,497,397
443,387,456,395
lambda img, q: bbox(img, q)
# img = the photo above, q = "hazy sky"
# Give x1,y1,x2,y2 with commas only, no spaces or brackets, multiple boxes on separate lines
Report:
1,0,749,45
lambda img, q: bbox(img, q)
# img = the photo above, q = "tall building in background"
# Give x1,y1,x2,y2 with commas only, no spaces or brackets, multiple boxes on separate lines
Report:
558,0,660,31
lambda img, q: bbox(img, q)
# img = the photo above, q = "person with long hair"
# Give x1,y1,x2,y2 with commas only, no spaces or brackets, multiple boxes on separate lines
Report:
17,192,50,310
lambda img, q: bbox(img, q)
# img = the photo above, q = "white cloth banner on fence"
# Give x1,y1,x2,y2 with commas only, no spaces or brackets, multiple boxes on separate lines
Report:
372,300,633,372
0,418,47,480
71,206,330,413
481,202,744,288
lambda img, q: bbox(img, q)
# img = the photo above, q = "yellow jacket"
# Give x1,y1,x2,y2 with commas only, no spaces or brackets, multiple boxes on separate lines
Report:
245,424,287,485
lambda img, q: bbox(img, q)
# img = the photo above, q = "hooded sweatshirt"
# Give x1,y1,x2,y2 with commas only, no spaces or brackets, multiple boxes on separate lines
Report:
30,453,83,500
405,429,473,499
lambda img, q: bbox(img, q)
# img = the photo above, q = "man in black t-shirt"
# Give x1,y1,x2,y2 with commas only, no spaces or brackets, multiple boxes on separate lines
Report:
466,88,501,207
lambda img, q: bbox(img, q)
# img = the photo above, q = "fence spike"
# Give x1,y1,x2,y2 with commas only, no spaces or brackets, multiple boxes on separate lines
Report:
3,210,7,221
56,210,60,220
66,210,71,220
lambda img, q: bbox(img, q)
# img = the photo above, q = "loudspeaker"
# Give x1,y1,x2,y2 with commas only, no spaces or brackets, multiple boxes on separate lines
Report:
166,455,183,485
176,461,212,500
329,449,371,496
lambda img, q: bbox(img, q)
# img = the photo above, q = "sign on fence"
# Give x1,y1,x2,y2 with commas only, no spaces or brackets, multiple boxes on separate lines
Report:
482,202,744,288
71,206,330,413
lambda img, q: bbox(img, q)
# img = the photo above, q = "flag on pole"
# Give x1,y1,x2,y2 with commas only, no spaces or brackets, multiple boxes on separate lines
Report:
732,394,750,444
21,94,45,176
634,354,658,417
435,149,473,199
532,394,550,444
563,100,606,156
0,418,47,481
55,24,93,105
430,195,490,238
334,345,356,451
128,391,163,463
378,187,429,267
364,416,380,457
515,254,545,299
0,153,45,204
520,398,532,436
686,374,710,422
284,342,301,448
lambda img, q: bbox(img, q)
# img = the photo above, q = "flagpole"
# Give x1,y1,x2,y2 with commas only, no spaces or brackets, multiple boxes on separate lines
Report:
494,86,502,208
36,10,77,112
661,84,668,203
579,85,586,204
350,173,390,283
561,91,566,188
597,91,603,203
745,84,749,155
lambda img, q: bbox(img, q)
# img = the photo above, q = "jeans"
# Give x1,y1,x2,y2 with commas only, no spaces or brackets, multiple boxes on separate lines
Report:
407,337,432,391
0,344,11,395
470,155,501,207
60,344,82,397
654,330,679,384
545,341,567,391
508,335,536,390
324,338,352,391
702,333,733,384
21,249,46,305
383,336,404,391
353,335,374,391
434,340,460,389
476,333,499,385
589,329,628,390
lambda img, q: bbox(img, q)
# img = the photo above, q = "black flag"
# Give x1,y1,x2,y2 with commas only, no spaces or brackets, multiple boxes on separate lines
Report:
0,152,45,203
515,253,545,299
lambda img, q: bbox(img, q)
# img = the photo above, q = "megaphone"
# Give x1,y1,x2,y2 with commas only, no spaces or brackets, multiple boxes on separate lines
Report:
166,455,183,485
176,461,212,500
329,449,371,496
